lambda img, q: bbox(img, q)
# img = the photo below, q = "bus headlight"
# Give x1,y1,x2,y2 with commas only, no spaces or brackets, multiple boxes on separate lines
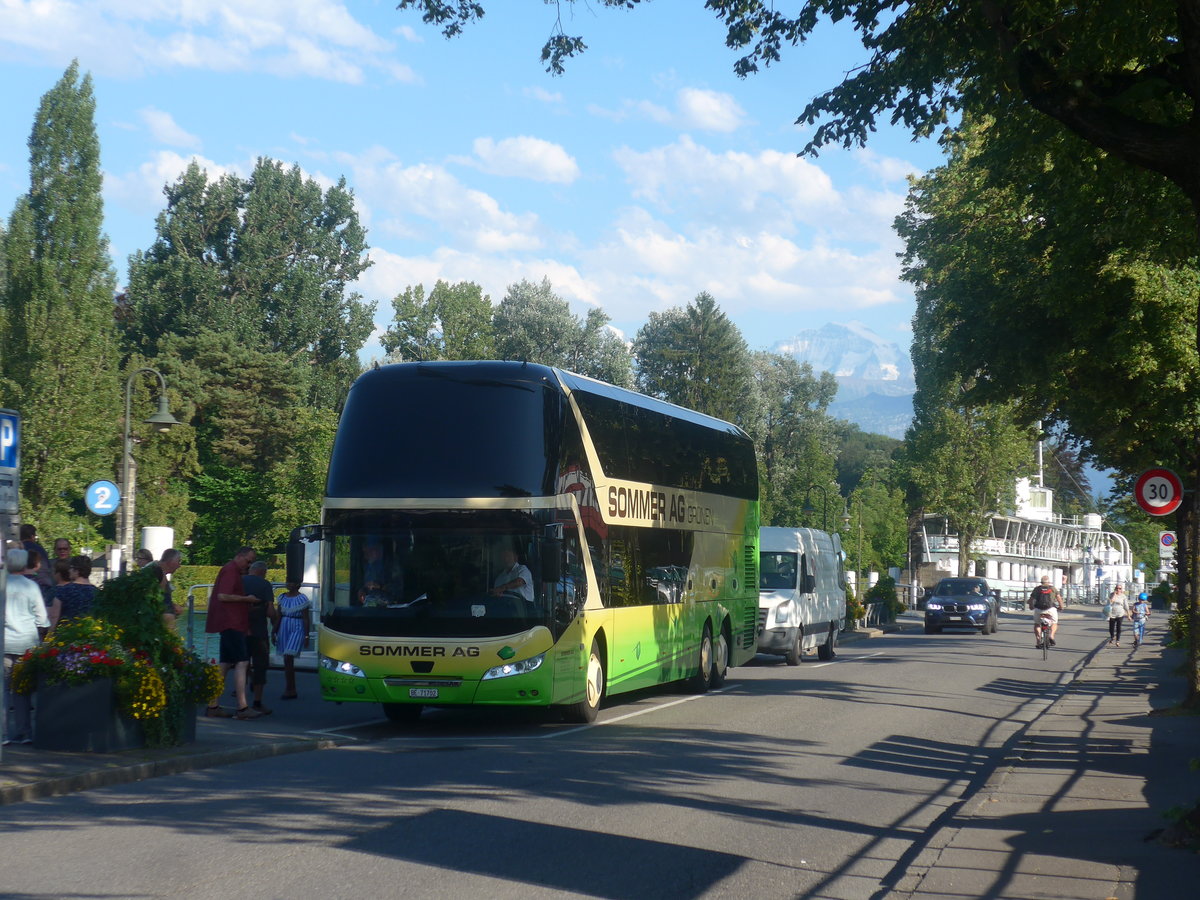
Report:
481,652,546,681
319,654,366,678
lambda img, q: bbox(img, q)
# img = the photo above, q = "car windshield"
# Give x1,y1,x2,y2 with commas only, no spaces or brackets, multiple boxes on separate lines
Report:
935,579,985,596
760,552,797,590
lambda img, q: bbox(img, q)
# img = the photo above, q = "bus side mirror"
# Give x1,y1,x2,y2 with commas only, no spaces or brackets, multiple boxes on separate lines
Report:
539,538,563,584
286,524,320,585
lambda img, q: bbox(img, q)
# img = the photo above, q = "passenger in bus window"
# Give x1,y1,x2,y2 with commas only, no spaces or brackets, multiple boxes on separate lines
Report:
492,547,533,604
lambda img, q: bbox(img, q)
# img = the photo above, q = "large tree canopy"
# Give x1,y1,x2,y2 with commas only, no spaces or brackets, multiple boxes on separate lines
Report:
0,61,120,543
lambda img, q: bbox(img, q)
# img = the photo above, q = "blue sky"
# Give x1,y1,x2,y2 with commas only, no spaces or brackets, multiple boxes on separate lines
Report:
0,1,944,360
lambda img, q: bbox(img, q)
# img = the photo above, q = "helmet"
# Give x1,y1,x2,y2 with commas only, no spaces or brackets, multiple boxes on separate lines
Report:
1139,592,1149,601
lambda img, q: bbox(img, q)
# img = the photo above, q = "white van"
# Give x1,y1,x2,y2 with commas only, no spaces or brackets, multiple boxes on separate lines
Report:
757,526,848,664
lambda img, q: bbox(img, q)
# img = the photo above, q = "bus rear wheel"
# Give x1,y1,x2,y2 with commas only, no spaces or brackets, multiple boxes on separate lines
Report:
561,640,604,723
382,703,422,724
711,623,730,688
689,625,714,693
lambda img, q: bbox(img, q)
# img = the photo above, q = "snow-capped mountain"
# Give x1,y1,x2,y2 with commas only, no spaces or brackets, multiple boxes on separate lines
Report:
772,321,915,438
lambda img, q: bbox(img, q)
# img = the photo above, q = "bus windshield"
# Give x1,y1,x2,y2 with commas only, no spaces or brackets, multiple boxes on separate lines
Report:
321,510,583,639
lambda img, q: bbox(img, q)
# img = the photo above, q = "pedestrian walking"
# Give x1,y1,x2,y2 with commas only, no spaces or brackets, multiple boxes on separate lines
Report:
204,547,262,720
143,548,183,626
242,559,276,715
1106,584,1131,646
1130,592,1151,649
275,581,312,700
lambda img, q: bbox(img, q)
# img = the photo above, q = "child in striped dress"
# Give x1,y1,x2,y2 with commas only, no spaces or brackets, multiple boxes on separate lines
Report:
275,582,312,699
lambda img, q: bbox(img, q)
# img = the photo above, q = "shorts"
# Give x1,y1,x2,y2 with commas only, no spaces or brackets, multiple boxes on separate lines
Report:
218,629,251,664
247,635,270,684
1033,606,1058,625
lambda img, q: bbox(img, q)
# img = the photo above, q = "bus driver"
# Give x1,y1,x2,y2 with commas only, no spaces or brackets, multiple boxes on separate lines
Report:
492,547,533,604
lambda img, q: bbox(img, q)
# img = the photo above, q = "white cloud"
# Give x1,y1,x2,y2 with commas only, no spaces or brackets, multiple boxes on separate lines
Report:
587,89,745,132
613,136,840,231
854,147,922,184
139,107,201,149
675,88,746,133
0,0,413,83
467,137,580,184
331,147,544,252
523,85,563,105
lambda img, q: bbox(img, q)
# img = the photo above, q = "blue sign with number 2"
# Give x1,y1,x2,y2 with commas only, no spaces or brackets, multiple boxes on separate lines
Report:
86,480,120,516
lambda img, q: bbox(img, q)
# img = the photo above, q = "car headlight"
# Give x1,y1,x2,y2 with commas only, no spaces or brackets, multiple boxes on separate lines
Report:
482,652,546,681
926,602,942,610
774,601,792,624
319,654,366,678
967,603,988,611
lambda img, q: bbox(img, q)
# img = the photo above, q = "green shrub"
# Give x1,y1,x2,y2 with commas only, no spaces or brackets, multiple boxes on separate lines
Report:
865,574,907,621
845,590,866,626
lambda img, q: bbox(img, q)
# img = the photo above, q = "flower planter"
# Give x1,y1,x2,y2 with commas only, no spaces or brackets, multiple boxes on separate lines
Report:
34,676,144,753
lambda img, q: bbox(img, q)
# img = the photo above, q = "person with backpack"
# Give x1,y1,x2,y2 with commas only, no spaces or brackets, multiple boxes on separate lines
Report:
1129,591,1151,649
1028,575,1062,648
1106,584,1131,647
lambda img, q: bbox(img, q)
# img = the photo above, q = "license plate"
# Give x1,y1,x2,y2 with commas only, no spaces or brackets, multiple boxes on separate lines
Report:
409,688,438,699
946,616,962,621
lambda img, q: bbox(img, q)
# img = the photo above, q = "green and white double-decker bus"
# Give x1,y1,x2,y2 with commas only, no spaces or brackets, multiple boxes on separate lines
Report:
296,360,759,723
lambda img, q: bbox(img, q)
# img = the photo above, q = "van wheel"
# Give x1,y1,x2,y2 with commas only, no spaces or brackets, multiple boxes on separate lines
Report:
785,627,802,666
561,640,604,723
817,624,838,661
382,703,422,724
711,624,730,688
689,625,714,693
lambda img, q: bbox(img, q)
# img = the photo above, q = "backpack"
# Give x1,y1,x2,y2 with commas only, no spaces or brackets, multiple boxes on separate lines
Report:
1031,585,1055,610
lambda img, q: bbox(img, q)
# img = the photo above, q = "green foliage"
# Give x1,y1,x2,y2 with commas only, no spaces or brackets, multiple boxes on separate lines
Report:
864,574,906,621
898,379,1035,576
0,62,120,541
124,158,375,409
1101,493,1169,575
835,422,902,496
492,278,633,386
845,590,866,626
746,351,840,526
632,292,751,424
383,279,495,361
847,471,908,578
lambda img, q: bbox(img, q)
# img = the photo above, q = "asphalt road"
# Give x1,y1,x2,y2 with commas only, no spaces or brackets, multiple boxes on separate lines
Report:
0,614,1106,899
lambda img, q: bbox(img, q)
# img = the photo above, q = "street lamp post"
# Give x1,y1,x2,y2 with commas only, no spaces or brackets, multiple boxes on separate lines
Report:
802,483,833,532
120,368,180,572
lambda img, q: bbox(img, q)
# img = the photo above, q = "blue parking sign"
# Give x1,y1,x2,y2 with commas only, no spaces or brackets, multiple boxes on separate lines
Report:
0,409,17,471
85,480,120,516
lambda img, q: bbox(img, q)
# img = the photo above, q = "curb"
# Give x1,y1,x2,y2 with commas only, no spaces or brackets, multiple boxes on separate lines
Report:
0,736,340,806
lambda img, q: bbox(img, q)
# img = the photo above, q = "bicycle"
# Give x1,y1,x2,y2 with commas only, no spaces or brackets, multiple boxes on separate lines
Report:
1035,612,1055,660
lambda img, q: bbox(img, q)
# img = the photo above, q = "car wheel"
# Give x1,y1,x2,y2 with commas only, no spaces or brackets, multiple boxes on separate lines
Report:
785,627,802,666
817,623,838,661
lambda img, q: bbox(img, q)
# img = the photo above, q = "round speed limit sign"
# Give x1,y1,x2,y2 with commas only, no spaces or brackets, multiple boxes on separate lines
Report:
1134,467,1184,516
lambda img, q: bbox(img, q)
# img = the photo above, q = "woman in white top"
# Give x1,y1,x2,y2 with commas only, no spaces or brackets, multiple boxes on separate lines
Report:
4,548,50,745
1107,585,1131,647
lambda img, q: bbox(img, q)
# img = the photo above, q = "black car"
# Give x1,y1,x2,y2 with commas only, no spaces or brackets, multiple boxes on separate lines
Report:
924,576,998,634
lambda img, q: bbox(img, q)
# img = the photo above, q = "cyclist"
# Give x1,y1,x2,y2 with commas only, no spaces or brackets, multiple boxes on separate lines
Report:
1028,575,1062,649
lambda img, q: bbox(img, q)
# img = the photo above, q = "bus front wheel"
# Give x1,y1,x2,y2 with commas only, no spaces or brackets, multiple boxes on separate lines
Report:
561,640,605,724
382,703,422,724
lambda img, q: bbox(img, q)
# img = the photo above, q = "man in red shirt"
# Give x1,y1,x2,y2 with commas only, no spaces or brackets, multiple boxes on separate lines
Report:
205,546,262,720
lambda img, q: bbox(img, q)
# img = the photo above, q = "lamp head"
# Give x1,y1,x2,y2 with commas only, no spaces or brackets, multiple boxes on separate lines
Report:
144,395,180,433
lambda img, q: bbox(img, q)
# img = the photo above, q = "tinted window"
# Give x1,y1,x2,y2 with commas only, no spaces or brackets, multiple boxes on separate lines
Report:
572,388,757,499
760,552,797,590
327,363,563,499
935,579,987,596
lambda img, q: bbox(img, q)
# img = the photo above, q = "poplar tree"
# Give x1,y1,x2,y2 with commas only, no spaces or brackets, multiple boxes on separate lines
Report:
0,61,119,540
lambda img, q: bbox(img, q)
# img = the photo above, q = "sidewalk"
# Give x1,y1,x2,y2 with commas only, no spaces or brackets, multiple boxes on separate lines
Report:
897,615,1200,900
0,672,366,804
